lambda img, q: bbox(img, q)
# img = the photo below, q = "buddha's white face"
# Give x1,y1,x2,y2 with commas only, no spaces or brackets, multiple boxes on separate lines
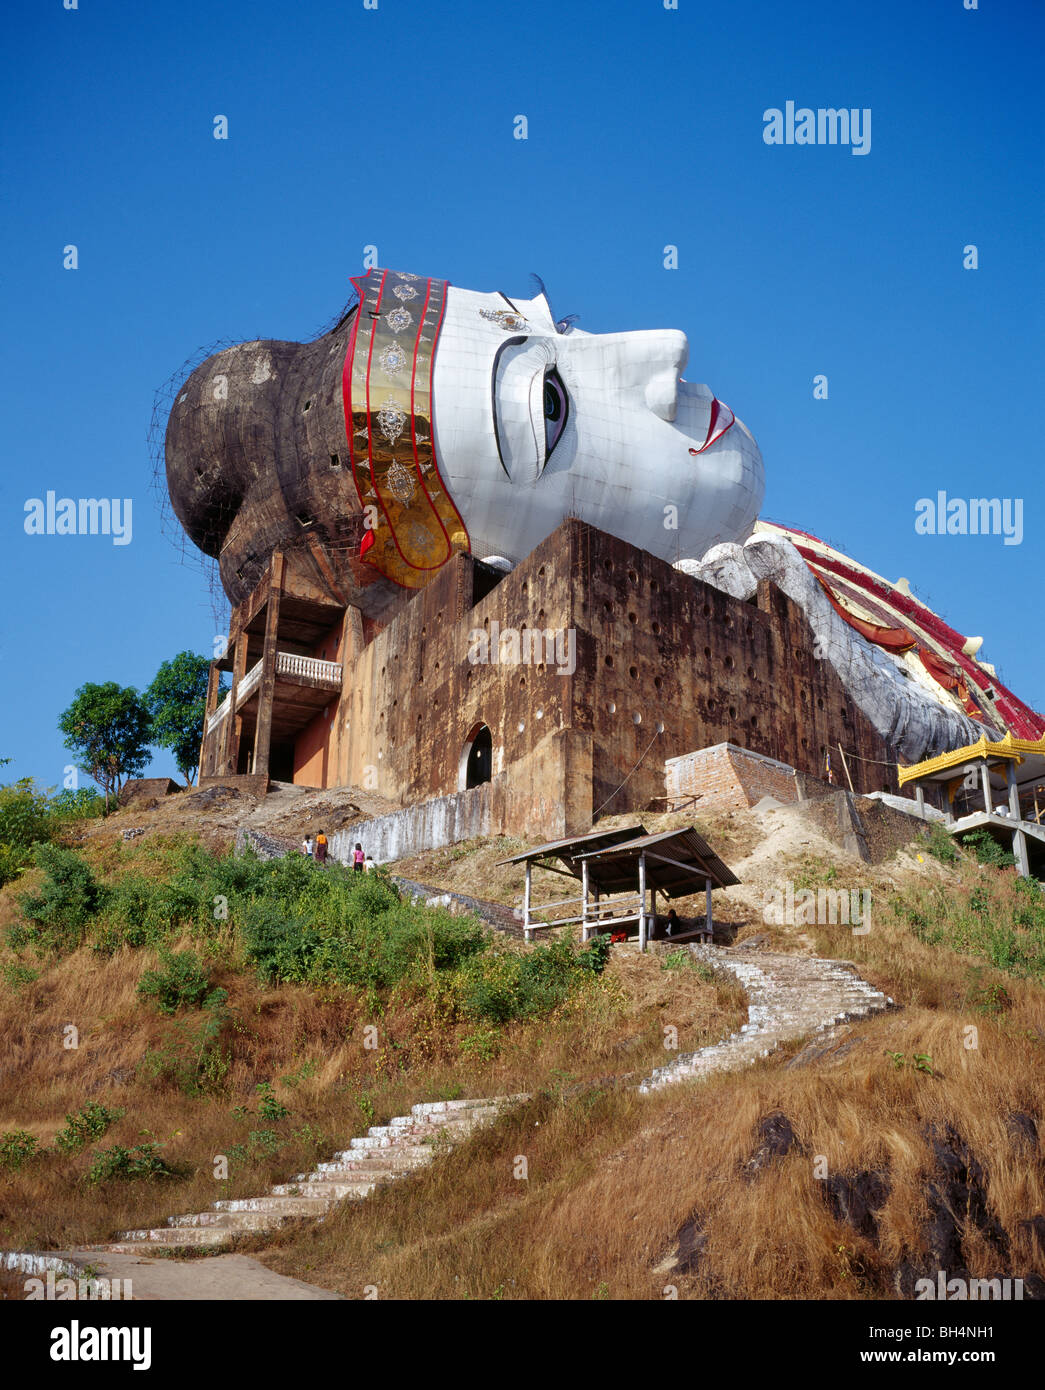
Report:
432,284,765,565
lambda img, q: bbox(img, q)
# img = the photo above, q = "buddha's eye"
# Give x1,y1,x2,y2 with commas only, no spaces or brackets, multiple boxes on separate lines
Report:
543,368,568,457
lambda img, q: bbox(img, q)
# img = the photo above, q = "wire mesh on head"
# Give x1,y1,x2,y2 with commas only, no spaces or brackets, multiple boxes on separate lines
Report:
147,337,243,638
146,287,360,641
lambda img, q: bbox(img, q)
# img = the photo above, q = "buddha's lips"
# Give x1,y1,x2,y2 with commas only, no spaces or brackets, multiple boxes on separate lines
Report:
689,397,735,455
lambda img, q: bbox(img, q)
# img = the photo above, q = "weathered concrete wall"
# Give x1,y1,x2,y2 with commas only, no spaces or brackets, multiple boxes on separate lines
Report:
329,782,496,865
560,523,899,816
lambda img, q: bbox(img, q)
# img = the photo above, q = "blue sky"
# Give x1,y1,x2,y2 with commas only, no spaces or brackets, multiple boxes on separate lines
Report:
2,0,1042,788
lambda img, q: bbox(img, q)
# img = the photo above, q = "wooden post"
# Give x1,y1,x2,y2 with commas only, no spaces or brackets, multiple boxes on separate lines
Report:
581,859,590,942
198,662,221,782
837,743,855,793
523,861,532,943
638,852,647,952
222,631,248,775
705,876,713,943
252,552,284,780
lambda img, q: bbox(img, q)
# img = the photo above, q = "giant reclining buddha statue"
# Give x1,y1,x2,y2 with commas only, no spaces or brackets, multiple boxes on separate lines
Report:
165,266,1043,765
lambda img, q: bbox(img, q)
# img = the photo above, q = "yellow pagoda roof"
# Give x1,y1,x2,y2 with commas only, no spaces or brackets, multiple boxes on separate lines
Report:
897,732,1045,786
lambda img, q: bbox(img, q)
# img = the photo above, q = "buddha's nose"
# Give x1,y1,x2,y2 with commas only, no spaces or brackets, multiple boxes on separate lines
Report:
639,330,688,421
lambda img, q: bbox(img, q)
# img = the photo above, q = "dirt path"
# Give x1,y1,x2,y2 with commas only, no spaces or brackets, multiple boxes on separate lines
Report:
48,1250,344,1300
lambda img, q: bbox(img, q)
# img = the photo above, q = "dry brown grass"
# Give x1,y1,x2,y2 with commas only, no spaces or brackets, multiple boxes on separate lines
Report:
0,893,741,1253
255,997,1045,1300
3,815,1043,1302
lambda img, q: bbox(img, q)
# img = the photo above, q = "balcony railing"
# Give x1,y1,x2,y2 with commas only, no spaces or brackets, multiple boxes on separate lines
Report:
205,652,341,734
276,652,342,687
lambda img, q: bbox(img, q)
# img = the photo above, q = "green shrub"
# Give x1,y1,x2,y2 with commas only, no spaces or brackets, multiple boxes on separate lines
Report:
0,779,53,886
52,1102,124,1154
960,828,1015,869
0,1130,39,1170
139,1008,231,1096
1,960,39,991
922,823,959,865
137,948,225,1015
660,948,692,971
11,844,105,952
255,1082,289,1122
461,934,604,1024
46,787,106,822
86,1142,174,1184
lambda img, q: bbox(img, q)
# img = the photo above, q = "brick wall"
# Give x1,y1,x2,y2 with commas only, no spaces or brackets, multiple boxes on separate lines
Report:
665,743,802,814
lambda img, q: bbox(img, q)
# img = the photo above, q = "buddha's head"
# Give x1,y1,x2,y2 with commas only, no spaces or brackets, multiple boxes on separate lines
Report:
165,267,764,611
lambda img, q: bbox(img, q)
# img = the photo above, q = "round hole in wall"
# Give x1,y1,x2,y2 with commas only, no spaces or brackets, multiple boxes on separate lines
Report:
536,709,544,720
703,604,711,617
652,621,661,635
608,702,616,714
628,612,637,624
704,646,711,659
628,569,638,584
651,579,660,593
421,626,426,637
750,716,758,729
654,676,662,690
729,706,737,720
519,675,526,688
656,721,664,733
800,689,807,702
538,565,546,576
725,655,735,670
633,712,642,724
518,722,525,733
629,665,638,679
747,666,755,679
605,655,614,668
817,697,824,710
604,601,613,614
801,737,808,749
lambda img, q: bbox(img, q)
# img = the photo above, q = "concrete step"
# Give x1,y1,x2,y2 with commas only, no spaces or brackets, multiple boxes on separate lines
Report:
214,1195,335,1216
167,1210,289,1231
115,1225,235,1247
272,1179,378,1200
95,1093,528,1255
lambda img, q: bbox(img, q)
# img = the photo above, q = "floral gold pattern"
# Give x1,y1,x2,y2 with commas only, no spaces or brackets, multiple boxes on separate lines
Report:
343,267,471,588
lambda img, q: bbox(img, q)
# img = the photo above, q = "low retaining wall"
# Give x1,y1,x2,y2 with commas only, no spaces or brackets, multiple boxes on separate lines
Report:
329,783,498,865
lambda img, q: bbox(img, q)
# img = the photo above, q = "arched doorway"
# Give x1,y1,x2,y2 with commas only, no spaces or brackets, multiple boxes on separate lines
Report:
460,723,493,790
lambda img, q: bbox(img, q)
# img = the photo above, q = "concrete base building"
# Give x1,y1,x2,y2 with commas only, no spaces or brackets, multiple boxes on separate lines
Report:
199,517,899,842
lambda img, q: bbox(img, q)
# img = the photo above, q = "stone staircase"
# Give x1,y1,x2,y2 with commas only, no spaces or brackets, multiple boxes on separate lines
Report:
639,945,894,1093
90,1096,526,1256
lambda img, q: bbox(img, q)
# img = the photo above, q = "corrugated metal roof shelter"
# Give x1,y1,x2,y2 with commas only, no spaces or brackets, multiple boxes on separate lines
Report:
497,824,738,950
576,828,740,895
496,825,647,873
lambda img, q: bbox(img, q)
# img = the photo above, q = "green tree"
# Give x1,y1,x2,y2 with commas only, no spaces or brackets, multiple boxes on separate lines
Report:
58,682,152,811
143,652,214,785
